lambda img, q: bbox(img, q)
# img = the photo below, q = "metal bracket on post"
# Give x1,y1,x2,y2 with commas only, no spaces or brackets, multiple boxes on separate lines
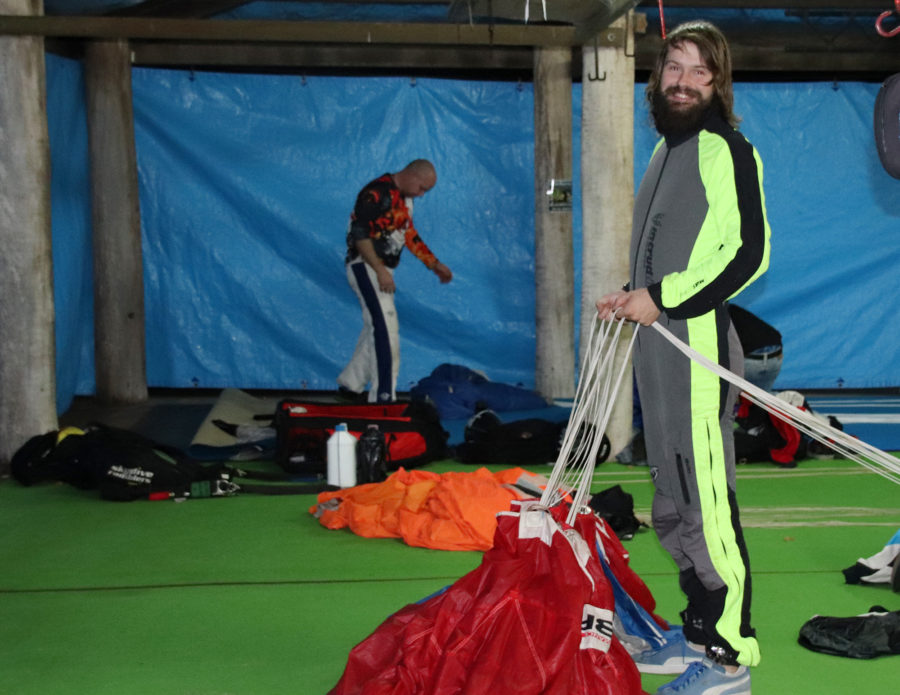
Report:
587,36,606,81
586,26,626,81
625,10,636,58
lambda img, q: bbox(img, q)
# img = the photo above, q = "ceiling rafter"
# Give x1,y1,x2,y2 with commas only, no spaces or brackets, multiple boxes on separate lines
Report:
0,15,575,45
8,2,900,79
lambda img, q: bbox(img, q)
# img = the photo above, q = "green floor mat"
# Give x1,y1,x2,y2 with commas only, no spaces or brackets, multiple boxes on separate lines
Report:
1,457,898,694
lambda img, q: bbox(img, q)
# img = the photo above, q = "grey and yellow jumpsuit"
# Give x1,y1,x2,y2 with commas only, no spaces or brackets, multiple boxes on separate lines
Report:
631,111,771,667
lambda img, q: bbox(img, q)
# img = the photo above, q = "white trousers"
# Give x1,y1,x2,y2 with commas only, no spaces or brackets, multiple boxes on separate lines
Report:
337,260,399,403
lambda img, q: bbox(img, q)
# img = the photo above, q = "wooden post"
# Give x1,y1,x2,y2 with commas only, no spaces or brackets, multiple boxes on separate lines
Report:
533,46,575,400
84,39,148,403
579,14,635,454
0,0,57,472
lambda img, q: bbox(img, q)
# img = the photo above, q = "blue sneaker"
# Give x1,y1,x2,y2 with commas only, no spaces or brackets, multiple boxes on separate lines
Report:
655,659,751,695
632,629,706,674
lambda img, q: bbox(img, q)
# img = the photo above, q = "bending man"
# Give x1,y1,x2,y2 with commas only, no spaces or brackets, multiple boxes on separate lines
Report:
338,159,452,403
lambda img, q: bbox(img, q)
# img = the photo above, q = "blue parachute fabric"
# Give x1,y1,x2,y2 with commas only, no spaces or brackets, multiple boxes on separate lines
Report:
409,363,549,419
132,70,537,393
218,1,450,22
631,80,900,390
593,541,670,651
47,54,96,411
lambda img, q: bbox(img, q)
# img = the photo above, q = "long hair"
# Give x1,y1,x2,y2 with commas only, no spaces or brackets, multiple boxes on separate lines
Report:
646,20,739,128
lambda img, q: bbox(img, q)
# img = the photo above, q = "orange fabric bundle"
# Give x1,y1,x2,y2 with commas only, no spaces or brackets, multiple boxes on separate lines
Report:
310,467,545,551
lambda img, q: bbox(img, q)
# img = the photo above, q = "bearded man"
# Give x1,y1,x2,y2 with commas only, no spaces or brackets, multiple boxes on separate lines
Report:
596,21,771,695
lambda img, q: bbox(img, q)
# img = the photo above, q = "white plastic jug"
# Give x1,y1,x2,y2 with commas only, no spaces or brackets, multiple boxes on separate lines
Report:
326,423,357,488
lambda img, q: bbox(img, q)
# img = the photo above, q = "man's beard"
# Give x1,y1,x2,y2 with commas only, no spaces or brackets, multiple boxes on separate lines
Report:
651,86,716,138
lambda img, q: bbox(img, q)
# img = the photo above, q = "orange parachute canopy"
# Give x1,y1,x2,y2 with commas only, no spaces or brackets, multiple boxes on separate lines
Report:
309,467,549,551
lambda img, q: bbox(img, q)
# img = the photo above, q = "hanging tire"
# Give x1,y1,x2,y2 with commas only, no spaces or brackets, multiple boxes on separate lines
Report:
874,73,900,179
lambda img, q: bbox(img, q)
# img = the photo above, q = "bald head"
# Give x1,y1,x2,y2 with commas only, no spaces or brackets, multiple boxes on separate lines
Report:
394,159,436,198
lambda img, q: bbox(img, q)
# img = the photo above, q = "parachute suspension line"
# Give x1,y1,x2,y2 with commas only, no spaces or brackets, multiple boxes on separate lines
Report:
650,321,900,486
522,0,548,24
542,316,637,524
542,315,615,508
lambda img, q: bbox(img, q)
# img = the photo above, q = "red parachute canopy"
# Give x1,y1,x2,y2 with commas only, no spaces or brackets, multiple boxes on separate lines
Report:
328,500,644,695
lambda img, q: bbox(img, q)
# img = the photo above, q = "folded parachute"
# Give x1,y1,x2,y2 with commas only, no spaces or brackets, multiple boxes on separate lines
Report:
328,500,644,695
310,467,548,552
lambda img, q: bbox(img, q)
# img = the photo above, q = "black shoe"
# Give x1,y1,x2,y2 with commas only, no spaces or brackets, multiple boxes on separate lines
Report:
337,386,367,403
807,438,836,460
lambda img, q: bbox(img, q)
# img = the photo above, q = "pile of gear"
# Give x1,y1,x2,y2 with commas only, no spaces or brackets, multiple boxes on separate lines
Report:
798,530,900,659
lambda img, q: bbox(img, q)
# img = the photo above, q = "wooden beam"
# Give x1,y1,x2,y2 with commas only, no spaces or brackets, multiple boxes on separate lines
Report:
132,41,540,73
84,40,148,403
22,6,897,76
575,1,640,43
0,15,576,46
533,46,575,400
127,33,899,76
0,0,58,468
635,27,900,75
579,14,635,454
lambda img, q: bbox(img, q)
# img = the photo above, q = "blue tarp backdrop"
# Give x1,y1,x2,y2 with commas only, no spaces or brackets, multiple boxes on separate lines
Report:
47,55,900,414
